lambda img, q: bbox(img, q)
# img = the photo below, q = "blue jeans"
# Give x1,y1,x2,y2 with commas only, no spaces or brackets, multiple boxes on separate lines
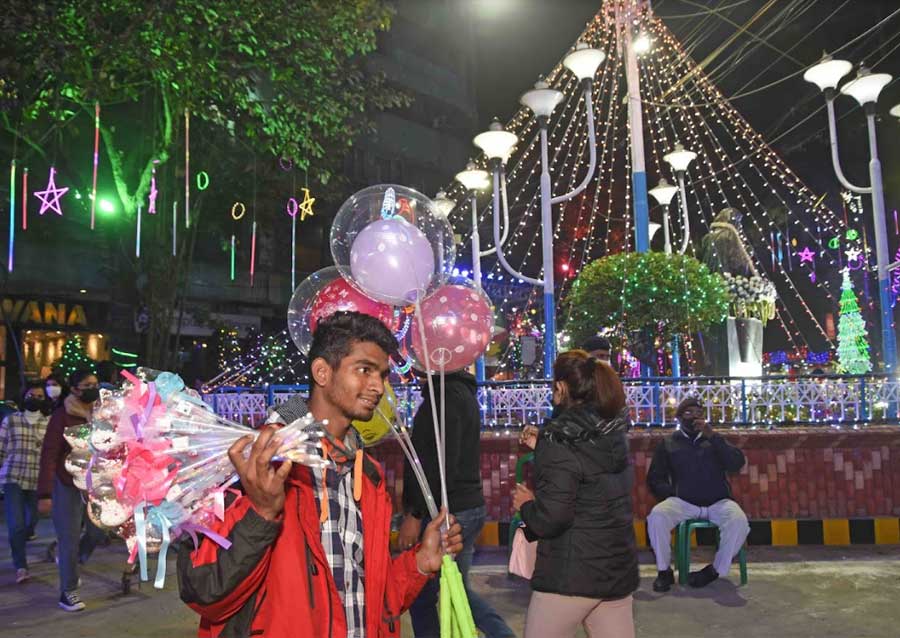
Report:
4,482,37,570
409,505,515,638
51,478,106,593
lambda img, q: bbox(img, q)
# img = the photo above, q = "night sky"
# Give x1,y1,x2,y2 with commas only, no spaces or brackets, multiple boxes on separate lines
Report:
468,0,900,198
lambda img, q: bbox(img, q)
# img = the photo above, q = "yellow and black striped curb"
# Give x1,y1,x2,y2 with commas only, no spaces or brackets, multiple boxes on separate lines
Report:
475,517,900,547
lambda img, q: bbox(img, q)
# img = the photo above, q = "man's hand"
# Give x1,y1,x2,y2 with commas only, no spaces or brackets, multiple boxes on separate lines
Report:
512,483,535,512
38,498,52,516
227,426,293,521
415,509,463,575
398,513,421,550
697,418,714,439
519,425,539,450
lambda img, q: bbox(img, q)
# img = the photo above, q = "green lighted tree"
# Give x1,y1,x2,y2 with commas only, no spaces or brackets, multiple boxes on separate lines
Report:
52,334,97,379
835,268,872,374
565,252,730,349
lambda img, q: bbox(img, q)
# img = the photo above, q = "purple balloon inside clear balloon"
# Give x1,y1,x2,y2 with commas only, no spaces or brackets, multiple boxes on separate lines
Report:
350,217,435,305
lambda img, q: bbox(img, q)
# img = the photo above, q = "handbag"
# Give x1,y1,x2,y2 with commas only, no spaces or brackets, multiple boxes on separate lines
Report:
508,526,537,579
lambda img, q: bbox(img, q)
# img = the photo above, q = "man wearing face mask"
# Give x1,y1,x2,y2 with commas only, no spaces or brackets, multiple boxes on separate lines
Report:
646,397,749,592
1,382,52,583
37,369,107,611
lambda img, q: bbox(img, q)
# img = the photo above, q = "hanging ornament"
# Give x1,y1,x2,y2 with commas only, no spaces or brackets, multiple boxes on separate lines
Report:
250,220,257,287
172,201,178,257
196,171,210,191
135,203,143,258
230,202,246,221
148,160,159,214
230,234,236,281
184,109,190,229
298,187,315,221
8,160,15,273
797,246,814,264
90,102,100,229
34,166,69,216
21,166,27,231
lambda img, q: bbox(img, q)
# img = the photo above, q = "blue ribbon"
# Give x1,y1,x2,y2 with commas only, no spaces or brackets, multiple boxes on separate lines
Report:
145,500,188,589
134,501,149,583
154,372,185,401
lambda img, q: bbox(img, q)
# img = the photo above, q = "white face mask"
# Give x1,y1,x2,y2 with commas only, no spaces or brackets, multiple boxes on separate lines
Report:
46,385,62,400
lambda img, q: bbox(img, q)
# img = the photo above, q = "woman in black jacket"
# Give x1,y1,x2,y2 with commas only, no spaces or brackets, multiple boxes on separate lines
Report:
513,350,638,638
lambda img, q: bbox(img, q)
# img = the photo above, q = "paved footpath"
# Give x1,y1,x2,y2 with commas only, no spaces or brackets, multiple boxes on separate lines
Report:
1,517,899,637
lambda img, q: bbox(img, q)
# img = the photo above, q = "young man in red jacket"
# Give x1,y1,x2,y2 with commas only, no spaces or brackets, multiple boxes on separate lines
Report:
177,311,463,637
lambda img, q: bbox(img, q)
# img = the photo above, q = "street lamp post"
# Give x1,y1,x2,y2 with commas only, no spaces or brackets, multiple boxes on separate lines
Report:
454,163,491,380
475,44,604,378
804,57,897,379
649,177,681,376
663,143,697,255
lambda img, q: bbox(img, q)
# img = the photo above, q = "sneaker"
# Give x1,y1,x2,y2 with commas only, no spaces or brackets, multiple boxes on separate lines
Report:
652,568,675,592
59,590,85,612
15,568,29,584
688,564,719,588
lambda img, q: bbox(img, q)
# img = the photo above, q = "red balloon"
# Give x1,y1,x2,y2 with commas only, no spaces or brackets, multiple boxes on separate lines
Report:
309,277,395,334
410,284,494,373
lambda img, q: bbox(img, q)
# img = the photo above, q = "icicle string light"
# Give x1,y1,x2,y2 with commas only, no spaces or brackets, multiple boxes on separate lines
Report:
90,102,100,230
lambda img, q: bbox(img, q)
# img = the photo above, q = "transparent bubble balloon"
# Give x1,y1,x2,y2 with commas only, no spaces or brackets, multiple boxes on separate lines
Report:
406,277,495,373
330,184,456,306
287,266,396,356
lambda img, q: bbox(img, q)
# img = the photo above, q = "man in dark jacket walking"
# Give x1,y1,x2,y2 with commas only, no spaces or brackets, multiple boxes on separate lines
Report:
647,397,749,592
398,370,515,638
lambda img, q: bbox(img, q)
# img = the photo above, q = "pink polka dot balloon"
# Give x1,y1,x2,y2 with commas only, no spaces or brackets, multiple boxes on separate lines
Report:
407,278,494,373
288,266,395,356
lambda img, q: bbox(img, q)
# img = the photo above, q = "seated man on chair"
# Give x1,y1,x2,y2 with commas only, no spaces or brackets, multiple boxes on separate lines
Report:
647,397,749,592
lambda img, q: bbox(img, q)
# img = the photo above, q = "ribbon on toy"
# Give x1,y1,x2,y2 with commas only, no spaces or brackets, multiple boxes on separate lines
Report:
116,442,180,507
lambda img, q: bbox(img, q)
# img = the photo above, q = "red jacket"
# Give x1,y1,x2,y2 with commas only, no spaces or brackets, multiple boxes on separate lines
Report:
177,457,430,637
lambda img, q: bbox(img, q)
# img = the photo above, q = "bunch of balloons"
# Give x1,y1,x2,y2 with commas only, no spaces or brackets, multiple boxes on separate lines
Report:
288,183,495,386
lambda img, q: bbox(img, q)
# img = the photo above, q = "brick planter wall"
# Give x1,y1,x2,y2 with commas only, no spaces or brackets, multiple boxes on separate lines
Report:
370,427,900,522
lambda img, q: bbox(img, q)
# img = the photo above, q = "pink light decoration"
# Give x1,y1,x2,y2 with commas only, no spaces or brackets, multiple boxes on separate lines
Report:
21,167,27,230
250,220,257,287
148,160,159,214
797,247,815,264
34,166,68,216
184,109,190,229
286,197,298,217
90,102,100,229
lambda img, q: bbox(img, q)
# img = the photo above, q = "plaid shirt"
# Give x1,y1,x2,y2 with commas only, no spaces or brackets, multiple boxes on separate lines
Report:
0,411,50,490
313,463,366,638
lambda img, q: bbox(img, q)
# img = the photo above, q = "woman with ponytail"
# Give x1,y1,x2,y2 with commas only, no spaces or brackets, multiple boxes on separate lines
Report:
514,350,638,637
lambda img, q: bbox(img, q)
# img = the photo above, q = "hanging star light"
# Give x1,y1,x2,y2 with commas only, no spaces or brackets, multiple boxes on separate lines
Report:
797,247,815,264
34,167,69,216
845,247,862,262
298,187,315,221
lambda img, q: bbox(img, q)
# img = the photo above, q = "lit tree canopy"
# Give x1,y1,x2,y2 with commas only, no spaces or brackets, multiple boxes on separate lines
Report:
565,252,730,347
0,0,405,215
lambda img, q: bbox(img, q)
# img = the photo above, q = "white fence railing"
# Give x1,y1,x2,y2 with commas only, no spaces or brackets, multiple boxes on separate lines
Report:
203,375,900,428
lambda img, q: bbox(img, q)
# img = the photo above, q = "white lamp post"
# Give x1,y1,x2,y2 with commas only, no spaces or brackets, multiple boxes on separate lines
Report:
648,178,678,255
663,143,697,254
454,163,491,291
476,43,604,377
804,56,897,376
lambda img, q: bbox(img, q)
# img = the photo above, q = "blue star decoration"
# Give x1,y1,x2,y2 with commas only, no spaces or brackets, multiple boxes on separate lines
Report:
34,167,69,216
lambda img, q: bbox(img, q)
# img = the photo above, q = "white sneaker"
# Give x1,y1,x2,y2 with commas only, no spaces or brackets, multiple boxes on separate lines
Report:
59,590,85,612
15,568,29,584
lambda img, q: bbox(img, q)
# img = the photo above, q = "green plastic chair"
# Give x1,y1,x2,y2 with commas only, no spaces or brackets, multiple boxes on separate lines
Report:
507,452,535,564
675,519,748,585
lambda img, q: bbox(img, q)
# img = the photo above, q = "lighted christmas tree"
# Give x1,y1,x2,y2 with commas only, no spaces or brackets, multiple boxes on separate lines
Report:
53,334,97,378
835,269,872,374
